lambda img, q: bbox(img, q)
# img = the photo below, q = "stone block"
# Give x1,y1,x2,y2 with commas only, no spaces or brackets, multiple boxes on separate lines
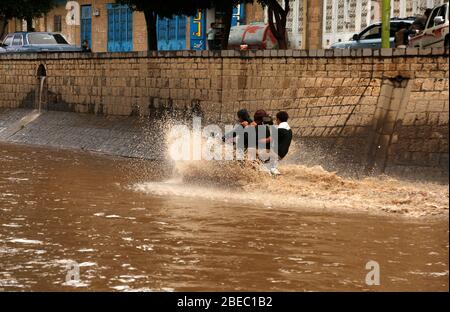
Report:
380,48,393,57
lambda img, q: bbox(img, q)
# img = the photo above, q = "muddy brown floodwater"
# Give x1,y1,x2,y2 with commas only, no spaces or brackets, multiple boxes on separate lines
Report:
0,143,448,291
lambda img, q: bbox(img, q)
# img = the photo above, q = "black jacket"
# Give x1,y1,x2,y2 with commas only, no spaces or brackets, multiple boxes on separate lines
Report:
277,122,292,159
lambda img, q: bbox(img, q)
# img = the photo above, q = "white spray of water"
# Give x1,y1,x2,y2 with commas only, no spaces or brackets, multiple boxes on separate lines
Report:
38,76,46,114
133,127,449,218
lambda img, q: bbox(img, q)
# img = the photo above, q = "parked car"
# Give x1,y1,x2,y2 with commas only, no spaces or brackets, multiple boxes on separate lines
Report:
330,18,415,49
0,32,81,53
409,3,449,49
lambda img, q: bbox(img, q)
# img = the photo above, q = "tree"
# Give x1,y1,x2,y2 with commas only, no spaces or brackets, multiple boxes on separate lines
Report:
210,0,253,50
0,0,57,36
212,0,290,50
117,0,290,51
117,0,214,51
19,0,57,32
261,0,290,49
0,0,17,39
0,18,7,40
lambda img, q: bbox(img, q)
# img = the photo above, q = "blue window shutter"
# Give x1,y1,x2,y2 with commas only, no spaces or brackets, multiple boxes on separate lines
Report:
107,4,133,52
80,5,92,48
157,15,186,51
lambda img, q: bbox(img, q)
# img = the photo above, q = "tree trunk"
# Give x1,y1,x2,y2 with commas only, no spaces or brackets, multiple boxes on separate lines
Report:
267,0,289,49
26,16,35,32
0,18,8,40
220,4,233,50
144,10,158,51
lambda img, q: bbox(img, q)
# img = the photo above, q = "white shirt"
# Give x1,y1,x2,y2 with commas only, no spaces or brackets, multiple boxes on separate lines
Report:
207,28,216,40
278,122,291,130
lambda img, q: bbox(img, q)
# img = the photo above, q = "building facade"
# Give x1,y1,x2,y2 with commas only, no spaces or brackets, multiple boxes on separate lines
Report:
322,0,448,47
3,0,448,51
4,0,255,52
238,0,448,48
5,0,219,52
6,0,148,52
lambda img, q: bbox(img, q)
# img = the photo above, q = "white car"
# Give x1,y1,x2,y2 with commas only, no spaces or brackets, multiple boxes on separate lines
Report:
409,2,449,49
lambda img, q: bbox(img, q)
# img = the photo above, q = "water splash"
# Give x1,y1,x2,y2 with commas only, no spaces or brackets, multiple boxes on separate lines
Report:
132,127,449,218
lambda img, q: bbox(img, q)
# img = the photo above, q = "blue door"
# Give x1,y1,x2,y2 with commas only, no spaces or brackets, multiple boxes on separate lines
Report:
107,4,133,52
232,4,246,27
190,9,206,50
157,16,187,51
80,5,92,48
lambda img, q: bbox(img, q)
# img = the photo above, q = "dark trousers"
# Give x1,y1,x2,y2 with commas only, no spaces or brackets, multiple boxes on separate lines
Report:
208,40,215,50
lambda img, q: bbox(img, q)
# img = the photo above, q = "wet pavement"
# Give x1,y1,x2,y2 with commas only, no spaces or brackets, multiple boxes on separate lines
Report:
0,108,164,159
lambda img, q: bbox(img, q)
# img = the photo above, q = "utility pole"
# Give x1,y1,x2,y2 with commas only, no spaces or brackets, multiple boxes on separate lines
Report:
381,0,391,48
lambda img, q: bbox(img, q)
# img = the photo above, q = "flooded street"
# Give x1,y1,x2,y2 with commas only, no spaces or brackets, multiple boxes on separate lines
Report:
0,143,448,291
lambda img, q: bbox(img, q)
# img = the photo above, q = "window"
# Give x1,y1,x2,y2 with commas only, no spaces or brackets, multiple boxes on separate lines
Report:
3,35,13,46
53,34,69,44
107,4,133,52
360,25,381,40
158,19,169,41
54,15,62,32
12,34,23,46
80,5,92,47
427,5,447,28
157,15,187,50
426,6,441,29
168,18,176,40
27,33,68,45
178,16,186,39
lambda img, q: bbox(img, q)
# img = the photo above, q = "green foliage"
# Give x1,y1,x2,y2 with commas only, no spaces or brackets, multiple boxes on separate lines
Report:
0,0,57,21
1,0,57,34
117,0,213,18
0,0,19,20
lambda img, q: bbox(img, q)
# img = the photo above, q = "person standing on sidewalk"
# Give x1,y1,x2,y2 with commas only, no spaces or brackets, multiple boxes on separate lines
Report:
207,23,217,50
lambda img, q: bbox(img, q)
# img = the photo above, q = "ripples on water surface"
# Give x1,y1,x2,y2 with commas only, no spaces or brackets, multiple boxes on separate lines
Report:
0,143,448,291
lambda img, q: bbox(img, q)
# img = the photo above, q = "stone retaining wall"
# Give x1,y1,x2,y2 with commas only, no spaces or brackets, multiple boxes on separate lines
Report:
0,49,448,180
